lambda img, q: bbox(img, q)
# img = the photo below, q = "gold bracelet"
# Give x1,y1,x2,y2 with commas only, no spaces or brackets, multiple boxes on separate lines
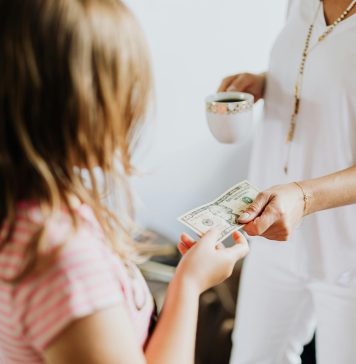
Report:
293,182,312,216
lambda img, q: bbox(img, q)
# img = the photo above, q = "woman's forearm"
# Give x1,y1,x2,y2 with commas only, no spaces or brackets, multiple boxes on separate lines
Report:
145,275,199,364
300,166,356,215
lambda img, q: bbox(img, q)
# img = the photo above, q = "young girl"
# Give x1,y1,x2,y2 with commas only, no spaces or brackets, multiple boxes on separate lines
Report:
0,0,248,363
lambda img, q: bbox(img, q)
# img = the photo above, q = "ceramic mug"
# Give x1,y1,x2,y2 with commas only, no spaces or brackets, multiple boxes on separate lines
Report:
206,91,254,144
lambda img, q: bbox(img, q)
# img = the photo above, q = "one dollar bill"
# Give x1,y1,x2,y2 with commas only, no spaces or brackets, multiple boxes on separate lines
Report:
178,180,259,242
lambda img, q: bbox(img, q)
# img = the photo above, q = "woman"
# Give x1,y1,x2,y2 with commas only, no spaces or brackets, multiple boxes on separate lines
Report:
218,0,356,363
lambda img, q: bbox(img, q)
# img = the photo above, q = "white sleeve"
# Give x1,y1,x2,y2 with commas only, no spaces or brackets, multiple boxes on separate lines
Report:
286,0,297,19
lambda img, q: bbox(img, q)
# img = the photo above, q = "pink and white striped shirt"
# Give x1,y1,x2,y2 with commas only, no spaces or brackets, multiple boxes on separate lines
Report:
0,202,154,363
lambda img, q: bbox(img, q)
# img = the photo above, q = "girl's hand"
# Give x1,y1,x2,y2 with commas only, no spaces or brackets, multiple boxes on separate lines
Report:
176,230,249,294
238,183,305,241
218,72,266,102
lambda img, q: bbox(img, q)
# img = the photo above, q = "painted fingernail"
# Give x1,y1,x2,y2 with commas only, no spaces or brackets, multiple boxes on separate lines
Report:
232,231,240,240
239,212,250,221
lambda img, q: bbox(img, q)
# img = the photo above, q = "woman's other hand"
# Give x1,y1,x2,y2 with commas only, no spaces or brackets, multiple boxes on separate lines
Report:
218,72,266,102
238,183,305,241
176,230,249,294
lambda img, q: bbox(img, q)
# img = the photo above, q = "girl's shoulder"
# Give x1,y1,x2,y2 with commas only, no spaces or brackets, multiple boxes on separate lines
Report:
0,201,153,352
0,201,107,281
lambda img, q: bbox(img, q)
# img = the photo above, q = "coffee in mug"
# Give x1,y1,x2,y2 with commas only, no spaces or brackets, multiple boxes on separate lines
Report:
214,98,245,103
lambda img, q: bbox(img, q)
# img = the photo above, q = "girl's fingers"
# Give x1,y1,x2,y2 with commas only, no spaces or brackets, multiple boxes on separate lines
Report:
225,238,250,261
232,230,247,244
223,231,249,260
198,228,220,248
180,233,196,248
177,242,189,255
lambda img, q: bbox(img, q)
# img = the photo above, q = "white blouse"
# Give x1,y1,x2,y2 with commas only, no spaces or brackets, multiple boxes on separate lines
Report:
249,0,356,285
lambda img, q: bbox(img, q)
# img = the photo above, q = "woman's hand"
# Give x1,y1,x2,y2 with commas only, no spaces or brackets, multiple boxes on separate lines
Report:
218,72,266,102
238,183,305,241
176,230,249,294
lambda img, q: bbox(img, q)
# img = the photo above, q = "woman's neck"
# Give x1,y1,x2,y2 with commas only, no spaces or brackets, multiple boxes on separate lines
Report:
322,0,356,26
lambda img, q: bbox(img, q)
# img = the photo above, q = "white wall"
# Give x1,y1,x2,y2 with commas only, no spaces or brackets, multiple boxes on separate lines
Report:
128,0,288,241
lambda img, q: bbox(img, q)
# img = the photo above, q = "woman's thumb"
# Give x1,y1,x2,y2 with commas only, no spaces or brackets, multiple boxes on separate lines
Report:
238,192,270,223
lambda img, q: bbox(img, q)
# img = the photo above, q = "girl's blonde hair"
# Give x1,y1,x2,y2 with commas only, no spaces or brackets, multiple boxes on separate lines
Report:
0,0,152,281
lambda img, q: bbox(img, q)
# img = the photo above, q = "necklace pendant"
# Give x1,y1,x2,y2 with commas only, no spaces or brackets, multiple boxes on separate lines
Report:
286,131,294,144
286,118,296,144
294,97,300,114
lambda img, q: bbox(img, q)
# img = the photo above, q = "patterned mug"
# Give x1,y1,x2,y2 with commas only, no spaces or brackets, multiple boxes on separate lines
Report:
206,91,254,144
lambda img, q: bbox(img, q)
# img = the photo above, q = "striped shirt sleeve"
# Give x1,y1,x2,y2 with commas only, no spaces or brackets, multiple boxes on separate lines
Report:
13,230,123,353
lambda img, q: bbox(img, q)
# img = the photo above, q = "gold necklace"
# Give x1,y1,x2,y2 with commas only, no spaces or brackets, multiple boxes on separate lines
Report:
284,0,356,174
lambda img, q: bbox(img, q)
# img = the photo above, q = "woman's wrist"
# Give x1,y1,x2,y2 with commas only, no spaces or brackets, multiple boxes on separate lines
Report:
293,181,313,216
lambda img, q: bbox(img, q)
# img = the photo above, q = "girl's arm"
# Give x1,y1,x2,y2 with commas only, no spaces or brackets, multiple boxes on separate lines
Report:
45,230,249,364
44,277,198,364
144,272,199,364
238,166,356,241
44,305,147,364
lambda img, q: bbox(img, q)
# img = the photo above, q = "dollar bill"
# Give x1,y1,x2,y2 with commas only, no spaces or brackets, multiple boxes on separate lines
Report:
178,180,259,242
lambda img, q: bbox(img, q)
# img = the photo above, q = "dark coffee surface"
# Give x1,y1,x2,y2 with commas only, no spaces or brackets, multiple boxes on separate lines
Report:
215,98,245,103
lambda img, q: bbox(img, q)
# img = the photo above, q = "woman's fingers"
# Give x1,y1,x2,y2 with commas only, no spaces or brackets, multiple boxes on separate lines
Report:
218,75,237,92
226,74,250,92
218,73,265,102
218,74,252,93
261,225,289,241
243,203,279,236
238,191,271,223
238,183,304,240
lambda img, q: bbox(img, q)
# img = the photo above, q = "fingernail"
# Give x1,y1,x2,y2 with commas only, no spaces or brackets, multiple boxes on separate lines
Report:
180,241,188,248
232,231,240,240
239,212,250,221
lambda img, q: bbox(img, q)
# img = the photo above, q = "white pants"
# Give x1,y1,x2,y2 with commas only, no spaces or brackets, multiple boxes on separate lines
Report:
230,239,356,364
